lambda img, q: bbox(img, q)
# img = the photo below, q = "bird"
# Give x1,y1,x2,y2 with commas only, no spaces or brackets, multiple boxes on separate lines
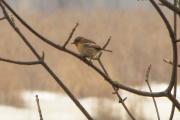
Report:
72,36,112,59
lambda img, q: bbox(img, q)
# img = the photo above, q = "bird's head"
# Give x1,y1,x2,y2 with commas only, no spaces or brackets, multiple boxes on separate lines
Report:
71,36,84,45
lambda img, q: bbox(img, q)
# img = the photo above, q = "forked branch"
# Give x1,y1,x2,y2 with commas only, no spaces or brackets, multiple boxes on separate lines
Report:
149,0,178,96
97,38,135,120
163,58,180,68
1,0,179,111
98,36,111,59
159,0,180,16
145,65,160,120
176,38,180,42
98,59,135,120
0,56,43,65
2,0,180,109
0,0,167,98
63,23,79,48
0,2,93,120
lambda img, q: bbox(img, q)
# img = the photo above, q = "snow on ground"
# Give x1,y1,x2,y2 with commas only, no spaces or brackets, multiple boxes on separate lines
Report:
0,84,179,120
121,83,180,120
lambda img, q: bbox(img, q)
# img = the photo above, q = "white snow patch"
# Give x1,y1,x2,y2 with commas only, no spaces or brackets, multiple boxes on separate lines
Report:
0,84,179,120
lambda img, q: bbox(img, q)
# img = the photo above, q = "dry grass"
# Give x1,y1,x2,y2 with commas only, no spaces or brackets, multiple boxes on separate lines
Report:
0,67,24,107
0,9,179,106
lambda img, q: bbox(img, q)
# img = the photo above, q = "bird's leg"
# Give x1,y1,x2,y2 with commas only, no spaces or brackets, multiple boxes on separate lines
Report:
87,57,93,64
88,58,93,64
81,56,93,64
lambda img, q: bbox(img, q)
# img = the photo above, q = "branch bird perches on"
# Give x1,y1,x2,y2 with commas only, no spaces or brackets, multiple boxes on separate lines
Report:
0,1,93,120
0,0,179,111
0,1,179,119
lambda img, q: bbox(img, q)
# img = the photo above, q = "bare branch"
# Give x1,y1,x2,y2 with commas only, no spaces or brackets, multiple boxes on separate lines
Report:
41,51,45,61
149,1,179,112
0,16,5,20
0,56,42,65
163,58,173,65
115,94,135,120
145,64,160,120
149,0,177,94
63,23,79,48
1,0,167,97
2,0,172,97
169,0,178,118
97,59,109,77
145,64,151,82
163,58,180,68
168,93,180,111
102,36,111,49
169,83,177,119
2,0,180,111
176,38,180,42
97,59,136,120
0,2,93,120
159,0,180,16
98,36,111,58
35,95,43,120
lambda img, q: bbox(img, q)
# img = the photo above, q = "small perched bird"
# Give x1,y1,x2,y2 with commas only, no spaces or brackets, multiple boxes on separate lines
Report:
72,36,112,59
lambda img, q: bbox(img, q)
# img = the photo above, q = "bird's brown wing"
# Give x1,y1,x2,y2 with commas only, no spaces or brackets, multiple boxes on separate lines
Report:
83,38,96,44
87,44,112,52
87,44,102,50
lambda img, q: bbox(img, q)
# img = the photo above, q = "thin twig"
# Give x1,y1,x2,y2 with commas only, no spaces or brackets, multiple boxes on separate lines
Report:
149,0,178,97
0,57,42,65
35,95,43,120
2,0,180,110
0,0,166,97
63,23,79,48
159,0,180,16
0,51,44,65
98,59,135,120
163,58,173,65
0,2,93,120
98,36,111,59
102,36,111,49
2,0,174,98
0,16,5,20
145,64,160,120
176,38,180,42
163,59,180,68
97,38,135,120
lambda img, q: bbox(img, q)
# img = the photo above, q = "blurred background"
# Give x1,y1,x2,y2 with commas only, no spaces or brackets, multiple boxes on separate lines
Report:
11,0,151,12
0,0,179,119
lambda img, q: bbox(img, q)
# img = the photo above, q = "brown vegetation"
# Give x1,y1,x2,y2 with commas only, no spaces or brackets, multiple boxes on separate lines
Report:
0,9,179,106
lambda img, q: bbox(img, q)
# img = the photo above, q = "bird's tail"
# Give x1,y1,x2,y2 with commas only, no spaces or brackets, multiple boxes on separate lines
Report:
102,49,112,52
